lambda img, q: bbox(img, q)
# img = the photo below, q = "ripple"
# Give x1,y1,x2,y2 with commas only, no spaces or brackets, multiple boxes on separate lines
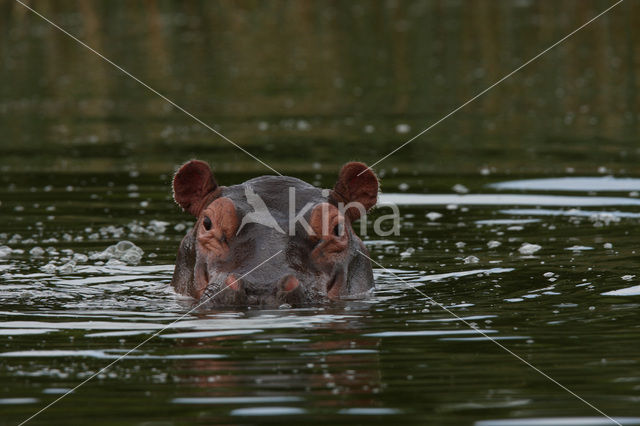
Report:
364,329,496,337
408,315,497,323
230,407,306,416
500,208,640,218
602,285,640,297
476,219,541,225
475,417,640,426
85,330,155,338
0,350,225,360
488,176,640,192
172,396,302,404
0,328,57,336
415,268,514,283
378,193,640,207
0,397,39,404
339,407,401,415
42,388,73,394
440,336,530,342
159,329,262,339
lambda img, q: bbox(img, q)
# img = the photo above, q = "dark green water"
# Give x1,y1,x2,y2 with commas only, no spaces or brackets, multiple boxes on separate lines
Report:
1,1,640,425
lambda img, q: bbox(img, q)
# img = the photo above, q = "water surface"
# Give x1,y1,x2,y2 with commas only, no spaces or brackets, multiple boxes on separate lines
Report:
1,1,640,425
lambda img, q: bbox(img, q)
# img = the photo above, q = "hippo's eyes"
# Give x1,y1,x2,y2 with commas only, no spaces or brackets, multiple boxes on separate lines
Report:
203,216,212,231
333,222,344,237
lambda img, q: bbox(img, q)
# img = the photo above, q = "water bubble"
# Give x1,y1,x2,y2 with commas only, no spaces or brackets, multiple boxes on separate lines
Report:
395,123,411,134
73,253,88,263
589,213,619,226
463,255,479,264
29,246,45,257
400,248,415,258
487,240,501,249
519,243,541,255
41,262,56,274
426,212,442,221
147,220,168,234
452,184,469,194
58,260,76,274
90,241,144,265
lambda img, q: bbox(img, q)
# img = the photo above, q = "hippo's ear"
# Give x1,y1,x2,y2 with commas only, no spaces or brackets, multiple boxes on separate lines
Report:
173,160,218,216
330,162,379,220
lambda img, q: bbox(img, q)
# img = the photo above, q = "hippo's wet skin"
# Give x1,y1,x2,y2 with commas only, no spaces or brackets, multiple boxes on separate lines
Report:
170,160,379,307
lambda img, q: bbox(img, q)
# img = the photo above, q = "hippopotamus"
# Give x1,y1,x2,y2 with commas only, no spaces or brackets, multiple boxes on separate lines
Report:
170,160,379,307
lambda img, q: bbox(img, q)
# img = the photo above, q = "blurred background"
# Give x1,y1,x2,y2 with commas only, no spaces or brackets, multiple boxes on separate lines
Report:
1,0,637,177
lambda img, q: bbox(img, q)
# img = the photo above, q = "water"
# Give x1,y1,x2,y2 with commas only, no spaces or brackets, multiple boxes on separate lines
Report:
2,174,640,425
2,1,640,425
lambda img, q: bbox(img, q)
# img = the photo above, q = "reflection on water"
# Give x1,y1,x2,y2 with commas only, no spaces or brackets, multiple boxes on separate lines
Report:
2,174,640,424
1,0,639,175
2,0,640,425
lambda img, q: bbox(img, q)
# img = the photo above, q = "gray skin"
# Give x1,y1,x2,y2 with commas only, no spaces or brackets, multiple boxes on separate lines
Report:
171,175,375,308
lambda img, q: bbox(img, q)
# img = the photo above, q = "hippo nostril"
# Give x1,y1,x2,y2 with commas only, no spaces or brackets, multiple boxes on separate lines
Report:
225,274,243,292
276,275,303,306
279,275,299,293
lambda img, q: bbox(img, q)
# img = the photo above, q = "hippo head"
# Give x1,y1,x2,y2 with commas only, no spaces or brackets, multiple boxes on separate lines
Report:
170,160,379,307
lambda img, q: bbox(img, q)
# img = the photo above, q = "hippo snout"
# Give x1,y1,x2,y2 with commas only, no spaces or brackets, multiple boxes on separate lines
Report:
170,160,378,307
200,273,307,307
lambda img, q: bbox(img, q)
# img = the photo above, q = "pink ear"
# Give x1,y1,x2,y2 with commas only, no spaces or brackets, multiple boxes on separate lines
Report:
173,160,218,216
330,162,378,220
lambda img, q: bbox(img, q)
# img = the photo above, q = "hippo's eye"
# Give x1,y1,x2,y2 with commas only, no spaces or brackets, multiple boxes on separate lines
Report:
203,216,212,231
333,222,344,237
